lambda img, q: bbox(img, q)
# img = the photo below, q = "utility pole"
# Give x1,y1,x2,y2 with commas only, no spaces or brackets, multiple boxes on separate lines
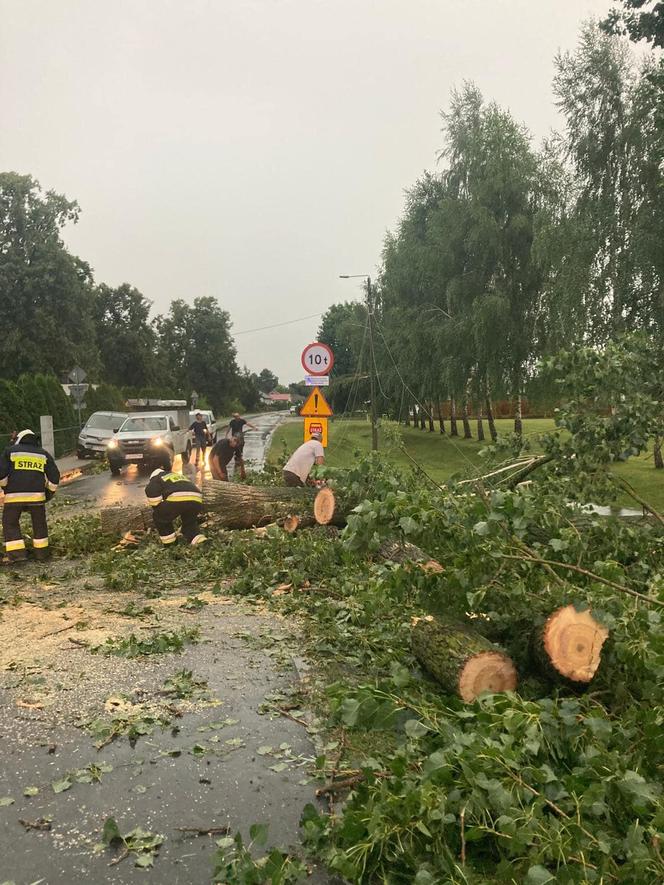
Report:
339,273,378,451
366,276,378,451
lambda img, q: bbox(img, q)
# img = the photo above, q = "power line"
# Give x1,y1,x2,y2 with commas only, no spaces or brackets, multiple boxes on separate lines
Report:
234,312,323,336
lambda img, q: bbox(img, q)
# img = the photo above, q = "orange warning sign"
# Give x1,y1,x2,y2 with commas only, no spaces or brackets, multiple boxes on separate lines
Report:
299,386,333,417
303,417,328,447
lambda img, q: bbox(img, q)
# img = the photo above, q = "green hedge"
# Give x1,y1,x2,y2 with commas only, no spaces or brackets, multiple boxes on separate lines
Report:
0,374,76,455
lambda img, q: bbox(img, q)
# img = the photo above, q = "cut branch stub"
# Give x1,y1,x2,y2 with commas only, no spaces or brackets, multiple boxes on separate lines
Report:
539,605,609,683
411,615,517,703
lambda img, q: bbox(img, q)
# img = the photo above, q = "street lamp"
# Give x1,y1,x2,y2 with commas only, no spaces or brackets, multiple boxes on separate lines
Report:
339,274,378,451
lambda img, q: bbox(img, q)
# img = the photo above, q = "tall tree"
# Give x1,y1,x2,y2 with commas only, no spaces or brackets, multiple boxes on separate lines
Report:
256,368,278,393
603,1,664,46
93,283,158,387
155,296,239,412
0,173,99,378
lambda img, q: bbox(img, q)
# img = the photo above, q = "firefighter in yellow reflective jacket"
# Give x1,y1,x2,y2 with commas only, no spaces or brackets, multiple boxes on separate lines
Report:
0,429,60,563
145,469,207,546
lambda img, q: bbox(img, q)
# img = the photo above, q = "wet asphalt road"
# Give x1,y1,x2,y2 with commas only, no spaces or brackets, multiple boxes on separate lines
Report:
61,412,287,509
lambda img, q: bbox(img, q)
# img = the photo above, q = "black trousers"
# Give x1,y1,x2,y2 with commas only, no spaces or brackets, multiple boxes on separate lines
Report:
152,500,203,545
283,470,304,487
2,503,49,561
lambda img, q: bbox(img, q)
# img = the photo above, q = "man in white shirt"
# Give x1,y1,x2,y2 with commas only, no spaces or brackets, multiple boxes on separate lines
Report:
283,431,325,486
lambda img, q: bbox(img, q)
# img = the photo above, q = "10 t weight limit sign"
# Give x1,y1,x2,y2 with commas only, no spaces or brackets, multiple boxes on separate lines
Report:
301,342,334,376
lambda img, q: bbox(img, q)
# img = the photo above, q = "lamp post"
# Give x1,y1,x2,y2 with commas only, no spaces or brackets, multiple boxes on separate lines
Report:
339,274,378,451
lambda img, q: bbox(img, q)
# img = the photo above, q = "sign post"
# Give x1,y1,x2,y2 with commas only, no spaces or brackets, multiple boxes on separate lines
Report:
300,343,334,447
68,367,88,429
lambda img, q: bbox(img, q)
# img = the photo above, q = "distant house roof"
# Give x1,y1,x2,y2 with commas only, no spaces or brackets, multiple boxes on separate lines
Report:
268,392,291,402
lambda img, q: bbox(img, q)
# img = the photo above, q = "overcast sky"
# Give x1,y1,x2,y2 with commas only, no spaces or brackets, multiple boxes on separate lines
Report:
1,0,613,384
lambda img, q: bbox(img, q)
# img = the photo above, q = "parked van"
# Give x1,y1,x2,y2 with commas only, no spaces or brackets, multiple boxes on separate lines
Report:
77,411,128,458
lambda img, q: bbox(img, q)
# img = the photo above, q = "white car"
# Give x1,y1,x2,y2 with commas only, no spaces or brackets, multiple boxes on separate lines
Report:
189,409,218,442
77,411,129,458
107,413,192,475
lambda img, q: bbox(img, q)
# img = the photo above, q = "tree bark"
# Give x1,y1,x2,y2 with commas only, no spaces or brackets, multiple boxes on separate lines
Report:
532,605,608,684
100,505,154,537
404,403,411,427
514,391,523,437
436,399,445,435
377,540,443,574
654,436,663,470
202,479,317,529
427,402,435,432
486,389,497,442
476,401,485,442
411,615,517,702
449,395,458,437
100,482,317,536
462,384,473,439
419,404,426,431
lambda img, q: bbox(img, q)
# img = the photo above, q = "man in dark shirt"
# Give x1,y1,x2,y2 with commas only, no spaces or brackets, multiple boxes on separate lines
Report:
226,413,257,480
189,412,211,466
209,435,240,481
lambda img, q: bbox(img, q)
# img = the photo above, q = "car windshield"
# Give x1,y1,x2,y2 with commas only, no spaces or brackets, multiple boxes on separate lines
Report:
120,417,167,432
85,414,122,431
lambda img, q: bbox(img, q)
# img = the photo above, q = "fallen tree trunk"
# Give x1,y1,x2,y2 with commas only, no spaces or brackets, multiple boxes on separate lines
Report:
377,540,443,574
100,505,154,537
412,615,517,702
201,479,316,530
101,482,317,536
533,604,608,683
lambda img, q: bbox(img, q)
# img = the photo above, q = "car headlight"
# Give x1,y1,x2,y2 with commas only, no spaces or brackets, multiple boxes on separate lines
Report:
107,440,118,449
150,437,163,446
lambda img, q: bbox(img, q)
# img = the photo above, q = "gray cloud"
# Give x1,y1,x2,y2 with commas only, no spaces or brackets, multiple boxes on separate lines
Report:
0,0,611,382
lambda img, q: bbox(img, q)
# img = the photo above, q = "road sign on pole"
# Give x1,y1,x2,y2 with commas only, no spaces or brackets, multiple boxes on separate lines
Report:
304,417,328,447
301,342,334,376
300,386,333,417
68,366,87,384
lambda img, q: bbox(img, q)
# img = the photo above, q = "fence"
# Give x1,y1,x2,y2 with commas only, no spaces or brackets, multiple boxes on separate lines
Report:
0,417,80,459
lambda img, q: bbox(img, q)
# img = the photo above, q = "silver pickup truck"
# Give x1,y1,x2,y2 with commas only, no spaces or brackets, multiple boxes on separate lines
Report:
106,412,192,475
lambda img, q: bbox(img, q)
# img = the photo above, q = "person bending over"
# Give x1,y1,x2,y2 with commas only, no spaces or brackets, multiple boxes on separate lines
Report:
282,431,324,487
145,468,207,546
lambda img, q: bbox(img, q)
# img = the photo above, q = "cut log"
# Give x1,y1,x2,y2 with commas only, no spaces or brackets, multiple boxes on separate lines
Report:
201,479,316,530
377,540,443,574
313,487,348,526
100,505,154,537
411,615,517,702
534,604,608,683
101,482,316,537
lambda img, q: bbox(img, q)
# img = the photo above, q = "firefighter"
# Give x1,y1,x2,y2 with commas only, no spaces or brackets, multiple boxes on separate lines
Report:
0,429,60,563
145,468,207,546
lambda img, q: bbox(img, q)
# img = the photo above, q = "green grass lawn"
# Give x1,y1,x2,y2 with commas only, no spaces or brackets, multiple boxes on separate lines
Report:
268,416,664,511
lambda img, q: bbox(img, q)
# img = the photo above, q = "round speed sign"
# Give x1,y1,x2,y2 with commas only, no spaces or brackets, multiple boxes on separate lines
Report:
301,341,334,375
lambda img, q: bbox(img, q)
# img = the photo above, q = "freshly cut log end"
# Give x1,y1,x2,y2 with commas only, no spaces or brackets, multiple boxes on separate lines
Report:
314,487,338,525
411,615,517,703
457,651,518,703
283,515,300,534
541,605,608,683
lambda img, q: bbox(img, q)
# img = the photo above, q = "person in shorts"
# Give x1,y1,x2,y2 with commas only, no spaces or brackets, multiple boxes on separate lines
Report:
227,413,258,479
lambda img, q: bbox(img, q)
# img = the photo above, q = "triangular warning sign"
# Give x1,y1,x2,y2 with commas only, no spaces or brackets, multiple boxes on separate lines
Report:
299,386,333,417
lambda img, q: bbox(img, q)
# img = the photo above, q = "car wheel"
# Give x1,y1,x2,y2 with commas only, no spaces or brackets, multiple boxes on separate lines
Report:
110,463,121,476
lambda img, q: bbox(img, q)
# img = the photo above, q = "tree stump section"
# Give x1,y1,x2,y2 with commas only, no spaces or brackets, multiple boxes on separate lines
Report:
411,615,517,702
313,487,348,526
535,604,608,683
